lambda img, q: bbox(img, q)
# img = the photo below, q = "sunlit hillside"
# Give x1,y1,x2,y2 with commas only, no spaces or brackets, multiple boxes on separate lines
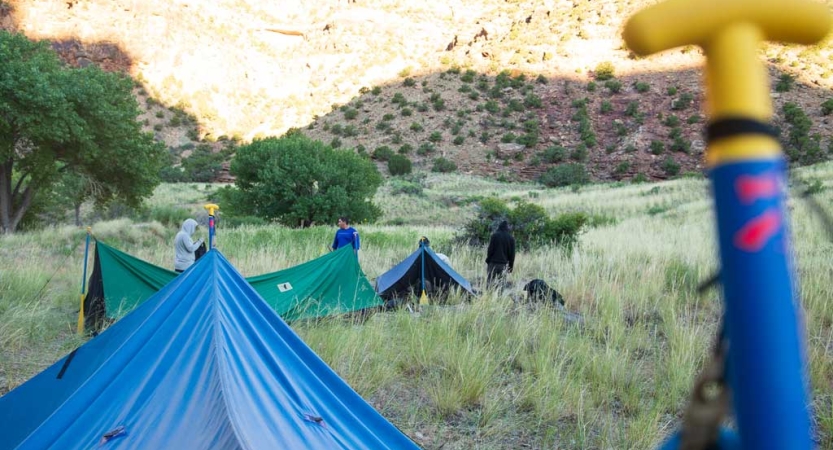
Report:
2,0,832,180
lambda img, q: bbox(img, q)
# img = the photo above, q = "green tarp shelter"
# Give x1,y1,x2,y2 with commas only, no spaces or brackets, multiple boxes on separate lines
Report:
88,242,382,323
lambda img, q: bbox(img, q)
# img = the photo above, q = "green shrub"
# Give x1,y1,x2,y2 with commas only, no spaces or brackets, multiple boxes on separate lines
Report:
330,137,342,148
458,197,587,250
775,73,794,92
372,146,395,161
387,154,412,175
661,156,680,176
594,61,615,81
180,144,231,182
398,144,413,154
484,100,500,113
605,79,622,94
539,163,590,187
453,135,465,145
417,143,436,155
541,145,567,163
614,161,630,175
149,205,191,228
650,140,664,155
672,92,694,110
570,144,588,162
432,157,457,173
524,93,542,108
343,108,358,120
388,177,424,196
663,114,680,127
625,101,639,117
222,134,382,226
403,77,416,87
410,121,424,132
371,86,382,95
600,101,613,114
821,98,833,115
667,86,678,96
428,131,443,142
586,81,597,92
635,81,650,93
670,136,691,153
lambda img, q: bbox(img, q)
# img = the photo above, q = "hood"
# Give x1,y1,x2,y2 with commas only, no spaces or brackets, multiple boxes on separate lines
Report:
180,218,198,236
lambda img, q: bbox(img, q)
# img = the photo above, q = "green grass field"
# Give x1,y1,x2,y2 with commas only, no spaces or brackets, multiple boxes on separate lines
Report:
1,165,832,449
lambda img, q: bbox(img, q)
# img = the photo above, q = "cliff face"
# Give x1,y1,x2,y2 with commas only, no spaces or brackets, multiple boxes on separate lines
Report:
3,0,832,180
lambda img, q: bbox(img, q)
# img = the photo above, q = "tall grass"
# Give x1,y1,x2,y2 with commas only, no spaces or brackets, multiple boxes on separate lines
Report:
1,164,833,447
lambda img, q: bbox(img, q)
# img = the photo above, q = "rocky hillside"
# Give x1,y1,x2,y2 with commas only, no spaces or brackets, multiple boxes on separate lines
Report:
2,0,832,181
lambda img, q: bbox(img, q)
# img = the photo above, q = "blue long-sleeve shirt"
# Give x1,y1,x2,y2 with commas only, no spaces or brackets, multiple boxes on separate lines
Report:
332,227,360,250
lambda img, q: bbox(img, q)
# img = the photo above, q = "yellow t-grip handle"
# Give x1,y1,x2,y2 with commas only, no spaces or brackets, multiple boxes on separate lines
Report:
204,203,220,216
624,0,831,165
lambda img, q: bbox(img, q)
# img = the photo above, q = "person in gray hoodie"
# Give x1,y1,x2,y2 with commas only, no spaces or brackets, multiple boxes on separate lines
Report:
174,218,204,273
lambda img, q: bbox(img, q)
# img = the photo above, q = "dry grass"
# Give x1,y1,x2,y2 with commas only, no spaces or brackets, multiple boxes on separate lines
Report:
2,162,833,447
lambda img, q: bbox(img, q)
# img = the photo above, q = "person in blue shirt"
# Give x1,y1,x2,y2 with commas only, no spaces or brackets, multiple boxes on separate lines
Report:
332,216,360,253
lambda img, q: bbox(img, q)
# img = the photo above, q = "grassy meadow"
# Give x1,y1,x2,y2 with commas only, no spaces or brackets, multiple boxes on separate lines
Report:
1,165,833,449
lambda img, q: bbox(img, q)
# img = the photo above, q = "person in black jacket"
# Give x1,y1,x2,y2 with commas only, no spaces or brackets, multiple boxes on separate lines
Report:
486,220,515,286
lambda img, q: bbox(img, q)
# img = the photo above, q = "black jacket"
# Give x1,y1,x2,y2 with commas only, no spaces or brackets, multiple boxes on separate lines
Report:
486,230,515,270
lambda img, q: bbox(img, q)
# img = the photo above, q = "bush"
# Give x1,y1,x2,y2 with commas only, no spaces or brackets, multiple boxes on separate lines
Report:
372,146,395,161
594,61,615,81
672,92,694,110
388,178,424,196
417,143,436,155
650,140,664,155
821,98,833,116
605,80,622,94
180,144,231,182
221,134,382,227
625,101,639,117
541,145,566,163
539,163,590,187
387,154,412,175
775,73,794,92
149,205,191,228
398,144,413,154
661,156,680,176
343,108,358,120
458,197,587,250
635,81,650,93
432,157,457,173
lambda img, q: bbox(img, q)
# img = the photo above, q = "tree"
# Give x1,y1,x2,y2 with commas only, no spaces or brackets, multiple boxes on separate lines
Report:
0,31,165,233
221,134,383,227
181,143,232,182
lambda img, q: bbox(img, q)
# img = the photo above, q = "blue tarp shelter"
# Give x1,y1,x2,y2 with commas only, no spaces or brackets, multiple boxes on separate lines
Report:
375,242,475,301
0,250,418,450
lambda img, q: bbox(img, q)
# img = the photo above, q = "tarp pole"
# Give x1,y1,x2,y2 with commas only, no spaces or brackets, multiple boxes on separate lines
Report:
204,203,220,249
624,0,830,447
77,227,92,334
419,238,428,305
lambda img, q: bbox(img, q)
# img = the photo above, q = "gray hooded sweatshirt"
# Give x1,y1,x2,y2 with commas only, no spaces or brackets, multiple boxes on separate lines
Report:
174,218,204,271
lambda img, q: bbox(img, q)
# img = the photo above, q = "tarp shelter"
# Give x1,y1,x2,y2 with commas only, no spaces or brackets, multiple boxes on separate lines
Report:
375,241,475,301
86,242,381,324
0,250,418,450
